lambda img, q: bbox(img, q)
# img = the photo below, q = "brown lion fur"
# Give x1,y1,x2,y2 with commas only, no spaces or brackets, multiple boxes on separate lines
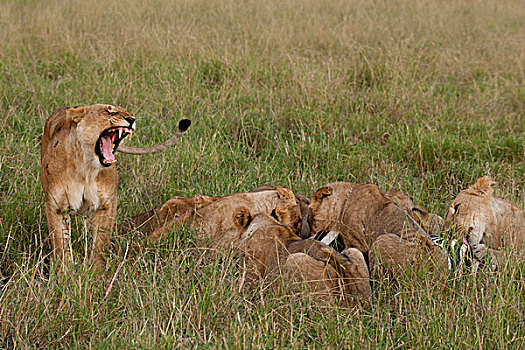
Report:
383,189,444,236
250,184,311,238
41,104,189,269
233,207,371,307
141,187,302,244
307,182,448,277
445,176,525,265
118,195,220,236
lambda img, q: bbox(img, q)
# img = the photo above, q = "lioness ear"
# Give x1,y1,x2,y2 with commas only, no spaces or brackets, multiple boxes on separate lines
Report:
233,206,252,229
276,187,294,199
411,206,428,215
67,106,88,123
160,199,181,221
194,195,220,209
410,206,429,223
313,187,332,201
271,205,290,224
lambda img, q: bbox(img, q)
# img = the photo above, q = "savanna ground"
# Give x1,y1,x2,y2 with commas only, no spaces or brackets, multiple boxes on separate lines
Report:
0,0,524,348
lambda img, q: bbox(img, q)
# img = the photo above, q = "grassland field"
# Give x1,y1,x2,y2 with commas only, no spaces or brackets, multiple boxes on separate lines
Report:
0,0,524,348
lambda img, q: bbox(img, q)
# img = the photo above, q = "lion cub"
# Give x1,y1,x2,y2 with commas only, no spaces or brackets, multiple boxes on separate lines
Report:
41,104,190,269
307,182,449,278
231,206,371,306
445,176,525,266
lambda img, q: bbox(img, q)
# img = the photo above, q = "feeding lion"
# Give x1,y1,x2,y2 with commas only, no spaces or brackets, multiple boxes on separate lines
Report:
41,104,190,269
307,182,449,278
445,176,525,266
233,206,371,306
130,187,302,243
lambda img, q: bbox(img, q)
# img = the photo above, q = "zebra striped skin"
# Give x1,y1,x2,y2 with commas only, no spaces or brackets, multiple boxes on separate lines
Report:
429,234,479,275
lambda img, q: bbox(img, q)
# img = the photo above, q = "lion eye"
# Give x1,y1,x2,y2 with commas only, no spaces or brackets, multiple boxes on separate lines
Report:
105,105,119,115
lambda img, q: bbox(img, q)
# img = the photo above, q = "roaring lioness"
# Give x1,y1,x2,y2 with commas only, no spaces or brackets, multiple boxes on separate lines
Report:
230,206,371,306
307,182,448,277
41,104,190,268
445,176,525,265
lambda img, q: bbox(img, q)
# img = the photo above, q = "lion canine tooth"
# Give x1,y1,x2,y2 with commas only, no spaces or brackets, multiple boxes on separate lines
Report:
118,129,123,139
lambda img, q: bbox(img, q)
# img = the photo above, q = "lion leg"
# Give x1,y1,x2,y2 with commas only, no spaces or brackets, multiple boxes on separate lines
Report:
45,201,74,268
89,197,117,268
340,248,372,305
370,233,448,281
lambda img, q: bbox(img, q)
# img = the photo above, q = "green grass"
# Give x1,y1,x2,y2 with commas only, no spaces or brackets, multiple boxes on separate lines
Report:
1,0,524,347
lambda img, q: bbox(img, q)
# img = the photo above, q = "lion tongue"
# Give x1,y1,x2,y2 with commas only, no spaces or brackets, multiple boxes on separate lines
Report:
101,135,116,163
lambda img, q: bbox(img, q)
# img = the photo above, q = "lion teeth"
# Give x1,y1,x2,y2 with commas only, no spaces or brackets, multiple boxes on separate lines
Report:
118,129,123,139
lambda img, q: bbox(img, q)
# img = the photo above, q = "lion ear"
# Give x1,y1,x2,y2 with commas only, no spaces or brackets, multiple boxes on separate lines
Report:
313,186,332,201
411,206,428,215
67,106,89,123
271,205,290,224
410,206,429,223
276,187,294,199
233,206,252,229
160,199,181,221
194,195,220,209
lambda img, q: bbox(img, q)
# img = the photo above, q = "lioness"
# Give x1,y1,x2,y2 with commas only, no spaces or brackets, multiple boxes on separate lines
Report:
41,104,190,268
307,182,448,277
231,206,371,306
146,187,302,243
383,189,444,236
118,195,219,236
445,176,525,265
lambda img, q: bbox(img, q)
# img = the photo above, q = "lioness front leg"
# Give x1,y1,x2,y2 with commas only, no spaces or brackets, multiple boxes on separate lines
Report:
45,201,74,268
89,198,117,268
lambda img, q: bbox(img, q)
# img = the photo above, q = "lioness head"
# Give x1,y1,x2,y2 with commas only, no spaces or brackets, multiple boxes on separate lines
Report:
233,205,300,276
444,176,497,258
307,183,362,237
233,205,298,241
68,104,135,168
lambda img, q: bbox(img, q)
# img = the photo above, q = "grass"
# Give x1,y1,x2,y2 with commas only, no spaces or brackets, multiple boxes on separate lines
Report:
1,0,524,347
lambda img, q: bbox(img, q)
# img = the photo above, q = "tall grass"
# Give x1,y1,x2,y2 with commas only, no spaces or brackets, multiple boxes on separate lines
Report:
1,0,524,347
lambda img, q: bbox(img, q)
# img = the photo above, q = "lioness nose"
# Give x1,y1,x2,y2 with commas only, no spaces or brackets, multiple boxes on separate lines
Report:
124,116,135,124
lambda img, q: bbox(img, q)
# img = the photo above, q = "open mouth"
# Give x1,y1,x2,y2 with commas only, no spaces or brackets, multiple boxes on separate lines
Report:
95,126,133,166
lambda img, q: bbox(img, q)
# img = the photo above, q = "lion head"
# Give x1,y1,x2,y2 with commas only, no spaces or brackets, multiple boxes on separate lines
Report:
67,104,135,168
307,182,361,237
444,176,498,259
